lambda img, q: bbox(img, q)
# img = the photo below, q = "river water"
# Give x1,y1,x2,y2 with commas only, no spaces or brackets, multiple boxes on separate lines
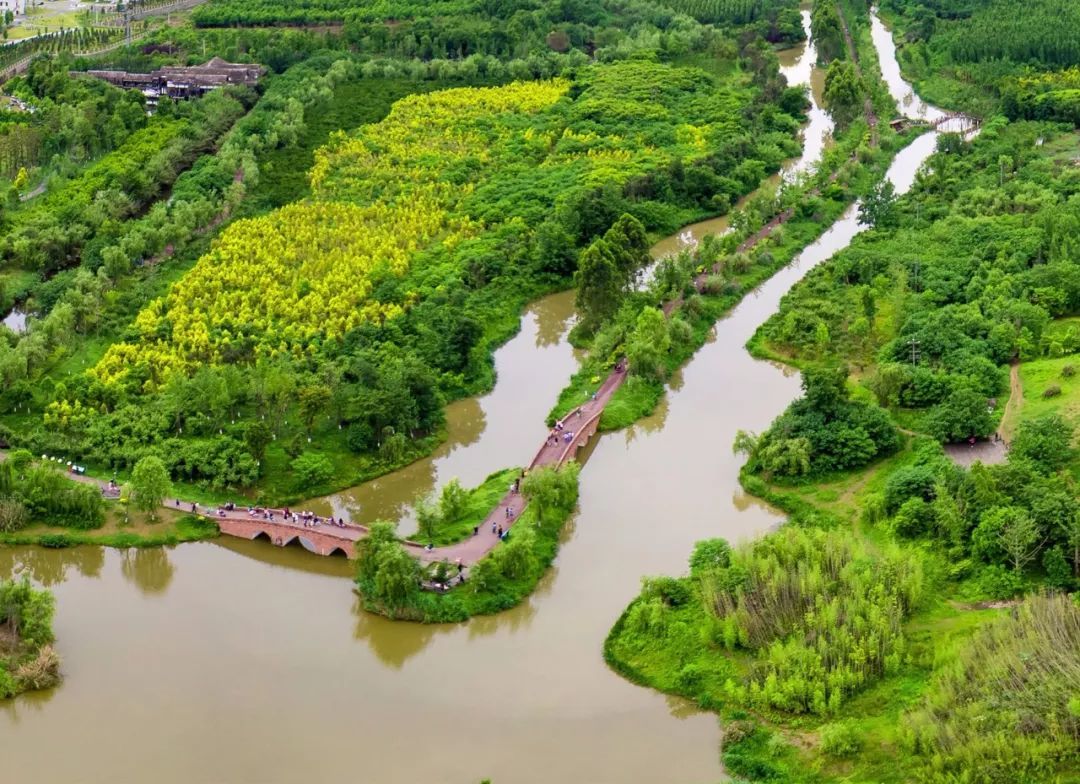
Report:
1,12,953,784
650,8,833,259
2,307,27,334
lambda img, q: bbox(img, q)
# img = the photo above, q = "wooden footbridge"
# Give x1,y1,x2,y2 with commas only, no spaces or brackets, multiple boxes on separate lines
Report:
927,112,981,132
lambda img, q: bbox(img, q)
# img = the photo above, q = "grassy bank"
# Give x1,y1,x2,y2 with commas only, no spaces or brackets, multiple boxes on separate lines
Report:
415,468,521,547
605,434,1080,781
0,512,219,550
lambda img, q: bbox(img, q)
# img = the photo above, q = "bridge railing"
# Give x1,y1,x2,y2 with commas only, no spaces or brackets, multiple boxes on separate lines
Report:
526,404,585,470
554,408,602,467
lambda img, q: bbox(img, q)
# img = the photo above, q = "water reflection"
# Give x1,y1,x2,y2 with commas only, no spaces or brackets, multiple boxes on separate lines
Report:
531,291,578,348
352,608,443,670
0,683,55,722
214,537,353,578
1,308,27,334
0,546,104,586
120,548,175,595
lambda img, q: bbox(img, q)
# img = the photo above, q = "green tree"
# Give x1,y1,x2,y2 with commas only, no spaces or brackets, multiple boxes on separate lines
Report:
627,307,670,380
927,387,994,443
439,478,468,521
810,1,845,63
758,435,812,477
355,521,397,585
521,463,579,526
298,385,332,432
521,465,561,525
244,420,273,462
100,246,131,280
858,180,898,229
131,456,171,520
291,452,334,488
1010,415,1074,472
998,509,1042,574
823,60,863,128
574,238,622,332
496,527,537,579
603,213,651,286
374,544,419,606
533,219,577,276
414,494,441,544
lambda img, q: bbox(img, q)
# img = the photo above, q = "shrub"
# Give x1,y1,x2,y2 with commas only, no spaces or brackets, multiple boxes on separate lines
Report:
643,575,692,607
701,527,923,714
884,464,939,514
1042,384,1062,398
7,449,33,472
1042,545,1072,588
891,497,936,538
701,274,728,295
1061,364,1076,378
1010,414,1075,472
0,498,29,533
38,534,73,548
901,595,1080,782
291,452,334,488
13,645,61,691
689,538,732,576
971,564,1023,599
819,721,863,757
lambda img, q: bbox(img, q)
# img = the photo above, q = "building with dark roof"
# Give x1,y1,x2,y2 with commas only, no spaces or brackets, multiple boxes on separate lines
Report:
81,57,265,101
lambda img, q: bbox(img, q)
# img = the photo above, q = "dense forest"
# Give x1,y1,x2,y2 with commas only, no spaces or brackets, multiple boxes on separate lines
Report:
755,121,1080,445
882,0,1080,118
191,0,806,48
2,37,805,501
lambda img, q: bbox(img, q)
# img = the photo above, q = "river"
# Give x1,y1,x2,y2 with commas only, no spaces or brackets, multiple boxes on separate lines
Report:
0,11,955,784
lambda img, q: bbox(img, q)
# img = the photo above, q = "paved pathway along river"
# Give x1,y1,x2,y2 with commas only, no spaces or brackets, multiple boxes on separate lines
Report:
1,12,963,783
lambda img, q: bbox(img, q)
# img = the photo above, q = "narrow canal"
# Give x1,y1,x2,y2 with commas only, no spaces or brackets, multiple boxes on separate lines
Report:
1,11,959,783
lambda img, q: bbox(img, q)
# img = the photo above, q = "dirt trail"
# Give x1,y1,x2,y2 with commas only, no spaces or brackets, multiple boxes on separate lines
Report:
998,362,1022,443
835,2,880,144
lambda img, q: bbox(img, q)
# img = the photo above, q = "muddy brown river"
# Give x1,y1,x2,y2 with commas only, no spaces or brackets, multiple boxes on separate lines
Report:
1,11,956,783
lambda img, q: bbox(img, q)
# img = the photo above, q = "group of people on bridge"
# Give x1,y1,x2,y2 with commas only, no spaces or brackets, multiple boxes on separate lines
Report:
546,413,582,447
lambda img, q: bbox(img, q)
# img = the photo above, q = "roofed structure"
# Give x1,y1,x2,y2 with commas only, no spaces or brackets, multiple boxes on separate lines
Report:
81,58,265,100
